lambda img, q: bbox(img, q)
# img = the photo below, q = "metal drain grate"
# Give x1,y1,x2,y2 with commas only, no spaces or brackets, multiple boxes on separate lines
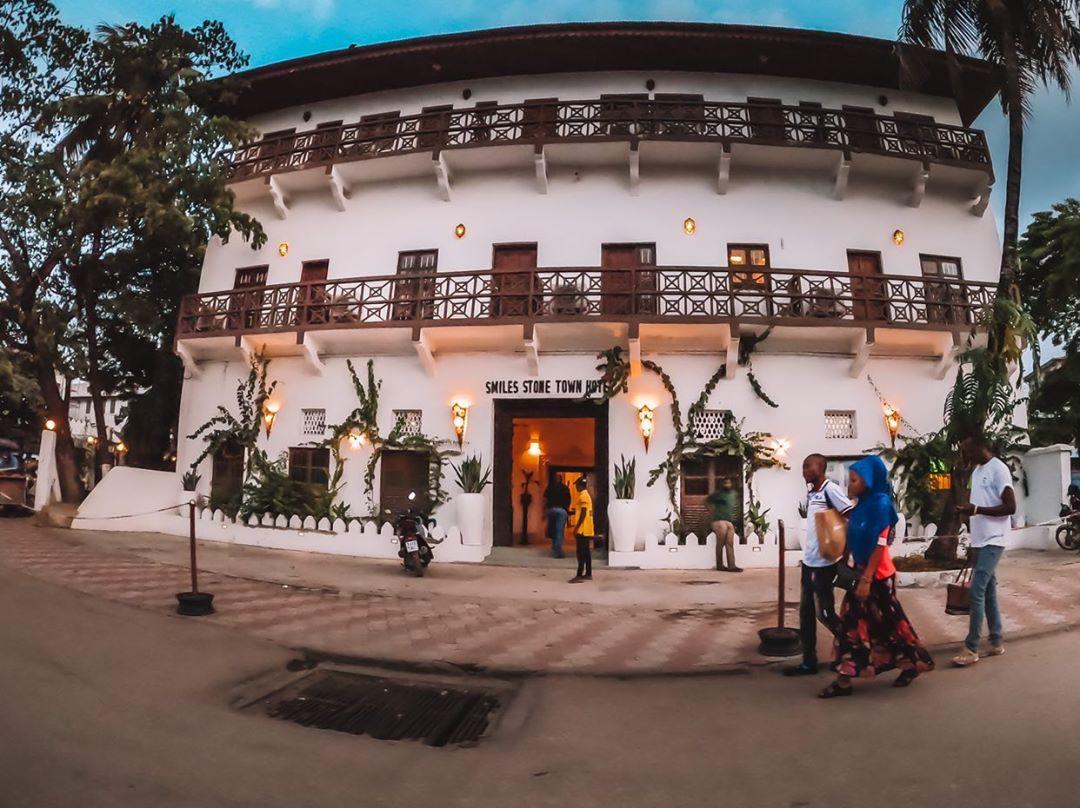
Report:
267,671,500,746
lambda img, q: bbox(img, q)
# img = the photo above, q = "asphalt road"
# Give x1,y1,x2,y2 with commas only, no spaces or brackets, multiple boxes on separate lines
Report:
1,561,1077,808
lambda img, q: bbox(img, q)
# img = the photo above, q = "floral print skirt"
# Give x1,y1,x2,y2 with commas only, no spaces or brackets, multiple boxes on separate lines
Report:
833,578,935,678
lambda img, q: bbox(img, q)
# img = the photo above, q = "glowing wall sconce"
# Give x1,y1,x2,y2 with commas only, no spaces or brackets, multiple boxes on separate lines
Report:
454,223,466,239
892,229,905,246
773,437,791,458
263,401,280,438
86,435,97,447
883,403,902,446
527,437,542,457
278,242,289,257
347,430,366,450
451,402,468,447
44,418,56,431
638,404,655,452
115,441,128,455
683,217,697,235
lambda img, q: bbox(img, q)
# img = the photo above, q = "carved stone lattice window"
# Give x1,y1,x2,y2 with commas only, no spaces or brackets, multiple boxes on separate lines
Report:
824,410,857,439
693,409,732,441
301,408,327,437
393,409,422,437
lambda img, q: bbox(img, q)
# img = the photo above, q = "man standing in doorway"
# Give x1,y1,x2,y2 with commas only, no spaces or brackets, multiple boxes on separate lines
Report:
785,453,852,677
953,431,1015,667
569,477,594,583
544,473,572,559
707,477,743,572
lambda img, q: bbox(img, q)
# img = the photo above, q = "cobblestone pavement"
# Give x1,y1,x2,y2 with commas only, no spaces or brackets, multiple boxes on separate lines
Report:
3,523,1080,675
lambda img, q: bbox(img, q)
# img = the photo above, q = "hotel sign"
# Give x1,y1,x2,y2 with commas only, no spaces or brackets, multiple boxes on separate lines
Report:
484,378,604,398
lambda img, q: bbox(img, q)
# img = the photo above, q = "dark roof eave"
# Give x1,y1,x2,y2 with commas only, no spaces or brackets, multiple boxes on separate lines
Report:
227,22,999,126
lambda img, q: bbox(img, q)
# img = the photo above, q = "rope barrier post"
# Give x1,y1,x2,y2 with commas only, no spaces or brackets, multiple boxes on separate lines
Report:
176,499,214,616
757,519,801,657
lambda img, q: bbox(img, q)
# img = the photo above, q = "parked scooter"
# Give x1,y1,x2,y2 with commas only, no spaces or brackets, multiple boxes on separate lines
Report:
390,492,435,577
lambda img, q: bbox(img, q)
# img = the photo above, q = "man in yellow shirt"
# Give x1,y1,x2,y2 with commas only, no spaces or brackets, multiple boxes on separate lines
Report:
570,477,594,583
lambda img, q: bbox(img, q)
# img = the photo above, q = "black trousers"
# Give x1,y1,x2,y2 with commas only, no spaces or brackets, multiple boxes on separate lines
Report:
575,535,593,578
799,562,841,667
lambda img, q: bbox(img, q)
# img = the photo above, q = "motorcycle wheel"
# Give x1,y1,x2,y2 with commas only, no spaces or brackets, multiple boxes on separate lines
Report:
409,552,424,577
1055,524,1079,551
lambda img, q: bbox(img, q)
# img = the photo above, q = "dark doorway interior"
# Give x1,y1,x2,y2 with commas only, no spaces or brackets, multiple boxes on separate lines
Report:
492,399,608,548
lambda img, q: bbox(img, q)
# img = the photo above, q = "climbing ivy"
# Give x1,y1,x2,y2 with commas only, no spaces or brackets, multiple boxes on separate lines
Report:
737,327,779,408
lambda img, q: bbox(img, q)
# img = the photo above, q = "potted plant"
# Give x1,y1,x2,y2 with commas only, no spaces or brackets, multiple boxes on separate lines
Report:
452,455,490,546
179,469,201,514
608,455,638,552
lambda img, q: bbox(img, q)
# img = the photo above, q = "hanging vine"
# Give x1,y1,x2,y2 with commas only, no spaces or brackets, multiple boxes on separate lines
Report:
738,327,779,408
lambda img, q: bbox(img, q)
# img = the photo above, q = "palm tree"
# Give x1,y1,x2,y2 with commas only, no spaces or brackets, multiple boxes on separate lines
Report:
900,1,1080,288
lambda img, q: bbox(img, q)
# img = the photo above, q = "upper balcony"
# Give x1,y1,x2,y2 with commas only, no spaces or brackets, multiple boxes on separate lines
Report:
175,266,995,378
223,98,994,216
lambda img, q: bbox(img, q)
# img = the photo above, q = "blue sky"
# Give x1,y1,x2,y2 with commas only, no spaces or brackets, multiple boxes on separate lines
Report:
56,0,1080,230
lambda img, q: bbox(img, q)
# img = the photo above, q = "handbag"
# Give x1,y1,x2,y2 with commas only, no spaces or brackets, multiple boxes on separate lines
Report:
834,562,859,592
815,484,847,562
945,564,972,615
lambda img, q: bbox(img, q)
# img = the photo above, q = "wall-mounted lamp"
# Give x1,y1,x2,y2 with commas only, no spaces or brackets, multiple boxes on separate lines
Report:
773,437,791,458
527,437,542,457
882,403,902,446
892,229,905,246
683,217,697,235
347,430,366,450
115,441,128,455
638,404,655,452
454,223,466,239
451,402,468,447
86,435,97,446
263,401,280,438
278,242,289,257
44,418,56,431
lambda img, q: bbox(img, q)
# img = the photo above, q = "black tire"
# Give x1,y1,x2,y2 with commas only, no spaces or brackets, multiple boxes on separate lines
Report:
1055,524,1079,551
409,552,424,577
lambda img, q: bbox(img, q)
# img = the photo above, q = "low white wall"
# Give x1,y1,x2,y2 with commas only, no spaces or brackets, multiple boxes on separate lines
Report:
1020,445,1071,526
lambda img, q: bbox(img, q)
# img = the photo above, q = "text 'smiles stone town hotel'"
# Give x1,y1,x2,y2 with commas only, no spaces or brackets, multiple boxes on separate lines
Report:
173,22,1004,567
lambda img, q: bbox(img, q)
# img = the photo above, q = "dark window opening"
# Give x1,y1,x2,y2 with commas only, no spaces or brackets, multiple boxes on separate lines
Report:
747,97,785,141
380,450,430,516
680,455,744,541
394,250,438,321
417,105,453,149
842,105,880,152
211,442,244,510
288,446,330,490
920,254,967,324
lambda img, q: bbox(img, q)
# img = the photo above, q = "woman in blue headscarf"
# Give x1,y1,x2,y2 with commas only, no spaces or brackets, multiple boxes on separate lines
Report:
819,455,935,698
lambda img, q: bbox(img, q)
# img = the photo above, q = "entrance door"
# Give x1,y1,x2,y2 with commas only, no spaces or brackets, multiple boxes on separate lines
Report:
300,259,329,325
680,455,744,541
847,251,888,322
491,243,538,319
492,399,608,547
601,243,657,316
380,449,430,516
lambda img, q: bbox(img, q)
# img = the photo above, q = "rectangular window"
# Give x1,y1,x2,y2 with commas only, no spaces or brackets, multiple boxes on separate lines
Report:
210,442,245,508
301,408,327,437
233,265,268,289
727,244,770,290
393,249,438,320
288,447,330,489
920,254,966,324
824,410,857,439
679,455,744,541
691,408,732,442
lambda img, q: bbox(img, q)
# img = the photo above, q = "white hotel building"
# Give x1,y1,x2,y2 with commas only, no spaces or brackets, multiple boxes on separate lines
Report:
167,22,1012,567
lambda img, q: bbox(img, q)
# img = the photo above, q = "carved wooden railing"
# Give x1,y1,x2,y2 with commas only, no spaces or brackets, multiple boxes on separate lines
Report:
178,266,997,338
222,98,992,182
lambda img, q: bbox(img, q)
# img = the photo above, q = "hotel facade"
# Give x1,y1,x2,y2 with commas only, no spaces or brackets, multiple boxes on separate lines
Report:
166,22,1012,567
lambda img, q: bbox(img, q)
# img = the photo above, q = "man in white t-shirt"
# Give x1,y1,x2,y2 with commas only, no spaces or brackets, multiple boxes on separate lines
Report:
785,453,854,677
952,432,1016,667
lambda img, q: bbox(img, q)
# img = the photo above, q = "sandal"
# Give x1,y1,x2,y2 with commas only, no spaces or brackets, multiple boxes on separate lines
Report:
893,670,919,688
818,682,854,699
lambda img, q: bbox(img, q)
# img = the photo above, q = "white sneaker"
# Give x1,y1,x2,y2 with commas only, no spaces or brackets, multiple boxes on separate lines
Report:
952,648,980,667
985,644,1005,657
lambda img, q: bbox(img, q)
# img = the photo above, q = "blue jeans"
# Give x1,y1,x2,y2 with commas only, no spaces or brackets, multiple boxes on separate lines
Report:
965,545,1005,652
547,507,568,557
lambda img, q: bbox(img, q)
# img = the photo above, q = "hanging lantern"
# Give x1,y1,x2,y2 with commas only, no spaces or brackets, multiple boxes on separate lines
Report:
882,403,901,446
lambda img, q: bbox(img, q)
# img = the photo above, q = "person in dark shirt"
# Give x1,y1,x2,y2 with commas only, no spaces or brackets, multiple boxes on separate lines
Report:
544,474,572,558
707,477,742,572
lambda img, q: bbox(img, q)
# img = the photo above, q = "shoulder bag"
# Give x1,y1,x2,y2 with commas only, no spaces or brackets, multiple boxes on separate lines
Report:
814,483,847,562
945,564,972,615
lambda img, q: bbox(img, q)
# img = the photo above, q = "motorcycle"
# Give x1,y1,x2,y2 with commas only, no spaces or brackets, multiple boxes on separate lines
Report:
390,492,435,577
1055,499,1080,552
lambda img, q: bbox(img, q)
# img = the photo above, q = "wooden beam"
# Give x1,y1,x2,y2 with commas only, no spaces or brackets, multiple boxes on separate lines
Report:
970,176,992,217
328,165,351,211
628,143,640,196
849,329,873,378
175,342,201,380
433,152,452,201
533,145,548,195
301,333,325,376
833,152,851,200
908,162,929,208
716,144,732,195
525,329,540,376
267,175,289,219
726,336,740,379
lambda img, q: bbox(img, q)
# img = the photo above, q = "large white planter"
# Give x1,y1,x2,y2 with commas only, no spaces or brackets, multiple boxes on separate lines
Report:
456,493,486,546
178,490,198,516
608,499,639,553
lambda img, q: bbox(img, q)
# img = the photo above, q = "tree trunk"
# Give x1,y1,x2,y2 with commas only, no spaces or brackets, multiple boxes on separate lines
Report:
992,2,1023,292
34,356,82,503
84,292,111,474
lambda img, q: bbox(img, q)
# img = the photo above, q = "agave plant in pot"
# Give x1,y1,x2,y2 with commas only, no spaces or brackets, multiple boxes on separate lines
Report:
452,455,491,546
608,455,639,553
178,469,201,514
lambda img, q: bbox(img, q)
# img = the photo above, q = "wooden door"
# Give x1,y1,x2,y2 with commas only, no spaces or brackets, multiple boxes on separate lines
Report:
417,105,453,149
893,112,936,156
380,450,430,516
356,111,400,154
598,94,648,136
308,120,343,165
921,255,966,324
747,97,785,141
232,264,268,330
491,244,538,319
653,93,705,136
680,455,743,541
847,251,887,322
842,105,881,152
521,97,558,140
300,260,329,325
601,243,656,316
393,250,437,321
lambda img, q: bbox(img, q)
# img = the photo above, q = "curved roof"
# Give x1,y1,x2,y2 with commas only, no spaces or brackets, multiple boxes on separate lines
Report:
231,22,999,125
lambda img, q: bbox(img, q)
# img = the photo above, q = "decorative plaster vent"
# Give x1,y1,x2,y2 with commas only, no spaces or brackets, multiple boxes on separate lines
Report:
393,409,423,437
301,408,327,436
824,410,857,439
693,409,732,442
